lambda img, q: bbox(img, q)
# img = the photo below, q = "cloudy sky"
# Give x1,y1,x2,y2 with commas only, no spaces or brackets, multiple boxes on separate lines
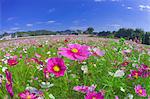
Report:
0,0,150,33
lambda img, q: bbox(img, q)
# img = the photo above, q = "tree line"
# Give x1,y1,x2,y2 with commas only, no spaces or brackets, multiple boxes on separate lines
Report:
84,27,150,45
0,27,149,45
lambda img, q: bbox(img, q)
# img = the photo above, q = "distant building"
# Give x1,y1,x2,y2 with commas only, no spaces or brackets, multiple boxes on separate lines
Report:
0,34,12,40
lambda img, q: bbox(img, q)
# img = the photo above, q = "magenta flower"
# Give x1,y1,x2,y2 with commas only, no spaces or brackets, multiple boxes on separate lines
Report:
85,91,104,99
7,58,18,66
19,90,37,99
134,85,147,97
58,44,91,61
73,85,96,93
5,70,14,97
47,57,67,77
129,70,142,79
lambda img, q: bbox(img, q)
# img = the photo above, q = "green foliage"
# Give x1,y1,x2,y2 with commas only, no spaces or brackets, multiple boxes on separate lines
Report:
0,37,149,98
142,32,150,45
84,27,94,34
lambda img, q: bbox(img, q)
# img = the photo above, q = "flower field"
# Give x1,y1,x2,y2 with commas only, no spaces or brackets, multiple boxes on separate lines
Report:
0,35,149,99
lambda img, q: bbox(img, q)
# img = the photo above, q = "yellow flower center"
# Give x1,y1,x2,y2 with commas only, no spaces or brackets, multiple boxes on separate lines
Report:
139,89,143,94
71,48,78,53
53,65,60,72
134,73,138,79
26,95,31,99
92,97,96,99
7,81,11,85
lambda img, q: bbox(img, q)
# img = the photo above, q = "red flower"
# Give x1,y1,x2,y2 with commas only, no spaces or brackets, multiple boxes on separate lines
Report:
121,61,129,66
7,59,18,66
129,70,142,79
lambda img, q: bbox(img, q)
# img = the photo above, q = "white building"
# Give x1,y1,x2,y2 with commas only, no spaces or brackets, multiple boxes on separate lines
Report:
0,34,12,40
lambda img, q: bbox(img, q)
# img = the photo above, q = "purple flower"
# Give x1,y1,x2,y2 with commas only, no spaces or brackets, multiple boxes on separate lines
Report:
134,85,147,97
73,85,96,93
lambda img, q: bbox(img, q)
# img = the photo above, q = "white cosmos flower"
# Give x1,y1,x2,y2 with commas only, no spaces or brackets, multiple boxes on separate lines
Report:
114,70,125,77
81,65,88,74
2,67,8,72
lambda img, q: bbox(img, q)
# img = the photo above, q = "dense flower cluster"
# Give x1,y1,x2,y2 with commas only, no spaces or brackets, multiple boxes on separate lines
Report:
0,36,149,98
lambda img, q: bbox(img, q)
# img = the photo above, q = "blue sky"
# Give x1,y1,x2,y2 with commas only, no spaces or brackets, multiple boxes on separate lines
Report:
1,0,150,34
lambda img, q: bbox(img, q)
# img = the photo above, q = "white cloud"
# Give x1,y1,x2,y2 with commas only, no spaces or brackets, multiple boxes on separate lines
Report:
26,24,33,27
47,20,56,23
139,5,150,12
126,7,132,10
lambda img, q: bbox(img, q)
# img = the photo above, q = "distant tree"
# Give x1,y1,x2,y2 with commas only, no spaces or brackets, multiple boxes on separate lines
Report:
86,27,94,34
134,28,144,39
76,30,82,34
142,32,150,45
115,28,134,39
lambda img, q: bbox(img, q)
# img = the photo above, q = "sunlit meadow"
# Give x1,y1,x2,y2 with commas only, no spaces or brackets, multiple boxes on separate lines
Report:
0,35,149,99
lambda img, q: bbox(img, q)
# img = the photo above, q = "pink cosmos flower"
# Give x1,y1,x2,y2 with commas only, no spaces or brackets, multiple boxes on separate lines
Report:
7,58,18,66
28,58,43,65
0,74,2,87
85,91,104,99
12,55,18,59
134,85,147,97
35,53,41,58
115,96,119,99
138,64,150,78
43,68,50,79
92,47,105,57
19,90,37,99
20,54,23,58
5,53,11,57
47,57,66,77
58,44,91,61
5,70,14,97
73,85,96,93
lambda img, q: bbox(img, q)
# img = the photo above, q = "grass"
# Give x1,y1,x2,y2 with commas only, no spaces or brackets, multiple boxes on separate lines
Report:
0,36,149,99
